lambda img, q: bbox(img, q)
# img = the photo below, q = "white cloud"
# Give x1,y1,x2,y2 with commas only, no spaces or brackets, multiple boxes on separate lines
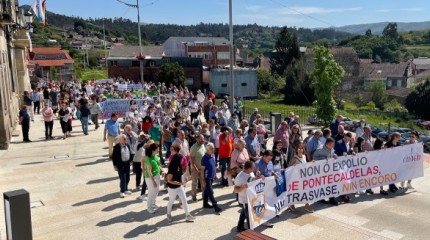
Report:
275,7,362,15
375,8,424,13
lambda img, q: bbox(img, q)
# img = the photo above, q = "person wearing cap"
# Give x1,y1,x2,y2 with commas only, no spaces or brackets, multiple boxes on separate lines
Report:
330,115,344,138
249,108,259,126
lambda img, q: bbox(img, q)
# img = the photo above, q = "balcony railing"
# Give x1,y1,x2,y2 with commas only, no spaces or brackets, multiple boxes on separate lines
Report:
0,0,13,25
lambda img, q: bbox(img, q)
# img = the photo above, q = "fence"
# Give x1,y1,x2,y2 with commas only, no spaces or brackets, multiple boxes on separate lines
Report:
242,106,316,131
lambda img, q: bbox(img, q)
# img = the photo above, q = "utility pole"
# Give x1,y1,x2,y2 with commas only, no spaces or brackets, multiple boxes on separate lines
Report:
103,21,108,68
229,0,234,112
137,0,144,84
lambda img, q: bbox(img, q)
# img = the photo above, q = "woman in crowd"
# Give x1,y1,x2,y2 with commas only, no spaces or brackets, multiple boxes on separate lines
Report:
141,116,153,134
373,138,389,195
401,131,420,189
385,132,402,193
354,137,374,195
229,139,249,184
58,102,72,139
133,134,147,191
289,124,303,158
289,144,313,213
163,122,173,160
218,126,234,186
166,153,195,222
272,140,288,169
144,142,163,213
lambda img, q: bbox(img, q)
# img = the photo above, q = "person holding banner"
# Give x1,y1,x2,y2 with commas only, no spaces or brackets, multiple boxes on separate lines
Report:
385,132,402,193
289,144,313,213
234,161,256,232
313,138,340,206
401,131,419,189
253,151,275,228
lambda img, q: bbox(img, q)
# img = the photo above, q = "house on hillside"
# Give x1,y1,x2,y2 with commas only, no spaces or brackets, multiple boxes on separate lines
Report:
107,45,203,90
163,37,236,68
413,57,430,83
29,48,75,81
359,61,415,89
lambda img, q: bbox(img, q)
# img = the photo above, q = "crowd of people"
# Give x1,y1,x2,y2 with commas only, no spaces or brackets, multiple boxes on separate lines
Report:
21,78,421,233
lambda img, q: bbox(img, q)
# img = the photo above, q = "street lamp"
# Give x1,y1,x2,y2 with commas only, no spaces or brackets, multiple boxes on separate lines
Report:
116,0,144,84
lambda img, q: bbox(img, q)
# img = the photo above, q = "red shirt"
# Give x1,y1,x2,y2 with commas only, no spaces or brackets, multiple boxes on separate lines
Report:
141,121,153,134
218,133,234,158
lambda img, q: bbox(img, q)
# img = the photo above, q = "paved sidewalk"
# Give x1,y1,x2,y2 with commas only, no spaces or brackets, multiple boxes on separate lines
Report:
1,114,430,240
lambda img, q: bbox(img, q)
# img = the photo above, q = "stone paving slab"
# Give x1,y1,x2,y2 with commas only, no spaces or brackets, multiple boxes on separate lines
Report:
1,115,430,240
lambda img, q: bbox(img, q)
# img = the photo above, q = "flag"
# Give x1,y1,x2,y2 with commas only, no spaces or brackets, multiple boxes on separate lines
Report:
31,0,45,26
42,0,47,27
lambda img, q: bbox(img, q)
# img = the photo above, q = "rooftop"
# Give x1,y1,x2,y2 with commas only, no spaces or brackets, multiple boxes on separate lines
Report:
108,45,165,59
360,62,409,80
165,37,230,45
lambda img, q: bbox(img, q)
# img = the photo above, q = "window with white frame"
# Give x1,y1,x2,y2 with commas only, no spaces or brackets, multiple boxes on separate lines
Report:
217,52,229,60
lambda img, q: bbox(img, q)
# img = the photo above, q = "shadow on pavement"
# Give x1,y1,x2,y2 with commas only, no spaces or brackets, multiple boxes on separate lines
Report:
21,161,46,165
72,192,118,207
86,176,117,185
102,200,137,212
75,158,110,167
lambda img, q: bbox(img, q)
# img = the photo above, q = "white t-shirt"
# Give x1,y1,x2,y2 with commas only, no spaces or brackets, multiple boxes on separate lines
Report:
235,171,251,204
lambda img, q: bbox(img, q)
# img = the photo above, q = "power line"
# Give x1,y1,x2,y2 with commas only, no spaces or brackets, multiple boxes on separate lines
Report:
115,0,162,9
266,0,335,27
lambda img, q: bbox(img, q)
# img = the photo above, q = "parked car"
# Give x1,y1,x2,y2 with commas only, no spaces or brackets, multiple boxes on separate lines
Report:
418,121,430,130
389,127,412,134
369,125,386,135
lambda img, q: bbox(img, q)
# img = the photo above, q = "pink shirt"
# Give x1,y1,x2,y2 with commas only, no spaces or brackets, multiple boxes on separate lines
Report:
230,148,249,168
168,154,188,170
41,107,54,122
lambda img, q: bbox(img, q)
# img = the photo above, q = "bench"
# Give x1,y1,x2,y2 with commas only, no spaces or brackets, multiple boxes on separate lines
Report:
235,229,276,240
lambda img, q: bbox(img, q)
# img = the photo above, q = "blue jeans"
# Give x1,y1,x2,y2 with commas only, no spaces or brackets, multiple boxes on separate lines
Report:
219,157,230,185
203,178,217,207
164,141,172,159
118,165,130,193
80,116,89,134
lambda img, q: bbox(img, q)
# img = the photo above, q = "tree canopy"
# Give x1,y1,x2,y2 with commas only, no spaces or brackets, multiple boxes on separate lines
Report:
311,46,345,124
157,62,185,87
405,79,430,119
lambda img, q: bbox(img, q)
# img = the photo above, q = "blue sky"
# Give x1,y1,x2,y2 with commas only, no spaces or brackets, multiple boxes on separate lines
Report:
21,0,430,28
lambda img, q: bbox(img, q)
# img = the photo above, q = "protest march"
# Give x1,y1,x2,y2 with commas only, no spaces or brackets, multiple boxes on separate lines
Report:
24,77,425,236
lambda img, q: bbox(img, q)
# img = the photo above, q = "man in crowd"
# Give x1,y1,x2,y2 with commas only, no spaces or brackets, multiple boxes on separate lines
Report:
189,134,206,202
149,120,163,164
32,87,41,115
330,115,344,138
362,126,374,152
19,106,31,142
112,134,132,198
334,125,346,142
313,138,339,206
104,113,120,159
245,128,261,161
306,130,323,161
234,161,256,232
201,143,223,213
90,98,103,130
23,91,34,122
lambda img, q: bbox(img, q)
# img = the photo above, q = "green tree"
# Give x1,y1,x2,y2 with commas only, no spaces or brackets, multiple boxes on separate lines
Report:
311,46,345,124
269,26,300,76
157,62,185,87
405,79,430,119
382,22,399,41
367,81,387,110
49,66,58,80
256,69,283,96
365,29,372,36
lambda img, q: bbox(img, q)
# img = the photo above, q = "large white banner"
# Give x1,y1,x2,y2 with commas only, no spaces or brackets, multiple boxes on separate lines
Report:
246,143,424,230
98,99,151,119
117,84,143,91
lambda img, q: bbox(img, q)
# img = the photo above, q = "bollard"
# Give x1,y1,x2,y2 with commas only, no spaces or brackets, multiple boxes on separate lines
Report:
3,189,33,240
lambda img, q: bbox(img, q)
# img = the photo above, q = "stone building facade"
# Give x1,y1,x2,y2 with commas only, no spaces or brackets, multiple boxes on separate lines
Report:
0,0,32,149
